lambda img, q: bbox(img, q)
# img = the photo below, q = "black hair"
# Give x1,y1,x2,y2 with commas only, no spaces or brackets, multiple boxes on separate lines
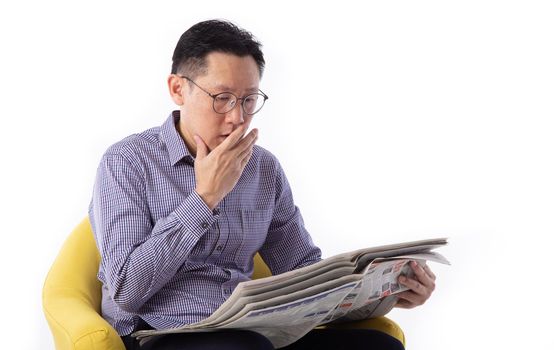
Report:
171,19,265,79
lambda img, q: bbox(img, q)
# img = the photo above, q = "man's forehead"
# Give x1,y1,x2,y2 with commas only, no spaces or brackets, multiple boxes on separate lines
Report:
195,52,261,92
211,82,259,92
205,52,259,73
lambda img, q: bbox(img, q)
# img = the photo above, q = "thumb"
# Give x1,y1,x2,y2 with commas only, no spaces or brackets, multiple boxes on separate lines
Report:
194,135,208,159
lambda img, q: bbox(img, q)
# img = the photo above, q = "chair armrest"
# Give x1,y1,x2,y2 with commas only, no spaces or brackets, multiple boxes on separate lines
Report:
43,288,125,350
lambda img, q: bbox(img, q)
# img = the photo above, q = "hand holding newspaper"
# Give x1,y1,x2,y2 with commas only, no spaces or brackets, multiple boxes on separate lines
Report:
133,238,449,348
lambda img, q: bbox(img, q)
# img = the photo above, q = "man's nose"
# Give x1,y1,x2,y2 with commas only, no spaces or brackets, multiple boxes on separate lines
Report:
226,102,245,125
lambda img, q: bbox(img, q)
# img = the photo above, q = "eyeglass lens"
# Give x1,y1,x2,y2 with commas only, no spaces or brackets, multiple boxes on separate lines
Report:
213,93,265,115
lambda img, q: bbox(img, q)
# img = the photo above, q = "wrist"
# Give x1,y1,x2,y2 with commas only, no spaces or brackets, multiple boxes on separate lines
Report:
195,188,219,211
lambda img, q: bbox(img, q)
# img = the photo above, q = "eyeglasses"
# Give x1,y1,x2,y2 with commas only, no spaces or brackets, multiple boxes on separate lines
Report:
179,75,268,115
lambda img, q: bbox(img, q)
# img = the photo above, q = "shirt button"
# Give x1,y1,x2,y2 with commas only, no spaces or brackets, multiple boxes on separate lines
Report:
201,222,209,229
216,245,223,252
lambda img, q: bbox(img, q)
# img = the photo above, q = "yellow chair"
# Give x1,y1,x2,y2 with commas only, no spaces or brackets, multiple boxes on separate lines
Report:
43,218,405,350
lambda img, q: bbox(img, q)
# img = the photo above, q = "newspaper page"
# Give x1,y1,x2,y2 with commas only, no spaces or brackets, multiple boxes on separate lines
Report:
133,238,449,347
323,251,449,324
135,278,361,347
218,281,360,348
194,261,356,328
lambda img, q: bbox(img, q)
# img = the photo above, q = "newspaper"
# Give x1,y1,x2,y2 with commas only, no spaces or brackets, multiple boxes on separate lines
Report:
133,238,449,348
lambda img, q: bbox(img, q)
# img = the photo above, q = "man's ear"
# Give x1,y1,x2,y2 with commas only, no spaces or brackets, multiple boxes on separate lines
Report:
168,74,185,105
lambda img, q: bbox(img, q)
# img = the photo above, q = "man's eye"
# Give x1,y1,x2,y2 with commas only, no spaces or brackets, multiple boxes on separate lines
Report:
215,95,232,102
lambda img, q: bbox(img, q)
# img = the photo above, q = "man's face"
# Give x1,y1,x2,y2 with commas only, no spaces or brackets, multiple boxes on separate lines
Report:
173,52,261,156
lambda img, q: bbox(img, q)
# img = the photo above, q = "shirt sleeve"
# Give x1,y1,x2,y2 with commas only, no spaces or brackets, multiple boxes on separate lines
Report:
89,152,218,313
258,159,322,275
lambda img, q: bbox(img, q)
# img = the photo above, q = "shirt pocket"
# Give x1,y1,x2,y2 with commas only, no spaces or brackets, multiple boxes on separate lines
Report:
234,209,272,268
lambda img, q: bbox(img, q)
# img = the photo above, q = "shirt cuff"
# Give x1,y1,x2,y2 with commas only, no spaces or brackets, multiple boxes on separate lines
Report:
172,190,221,239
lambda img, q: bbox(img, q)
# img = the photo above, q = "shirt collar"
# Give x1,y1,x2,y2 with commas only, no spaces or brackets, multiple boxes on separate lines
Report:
160,110,195,166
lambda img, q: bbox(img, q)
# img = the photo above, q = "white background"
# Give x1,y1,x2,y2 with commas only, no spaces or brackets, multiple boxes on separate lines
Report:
1,1,553,349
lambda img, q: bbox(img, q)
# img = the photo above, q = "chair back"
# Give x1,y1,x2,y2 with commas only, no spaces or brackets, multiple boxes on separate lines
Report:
43,218,103,313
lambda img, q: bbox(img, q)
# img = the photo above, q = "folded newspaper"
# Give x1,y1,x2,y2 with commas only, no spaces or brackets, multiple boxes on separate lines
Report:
133,238,449,348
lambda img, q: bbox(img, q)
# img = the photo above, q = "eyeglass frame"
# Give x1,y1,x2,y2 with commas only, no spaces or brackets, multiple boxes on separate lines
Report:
178,75,269,116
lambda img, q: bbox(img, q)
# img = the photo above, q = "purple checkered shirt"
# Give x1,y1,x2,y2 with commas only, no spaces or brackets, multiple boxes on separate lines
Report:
89,111,322,336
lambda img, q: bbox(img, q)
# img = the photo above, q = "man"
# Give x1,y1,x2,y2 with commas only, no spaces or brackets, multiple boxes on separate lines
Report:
90,19,435,350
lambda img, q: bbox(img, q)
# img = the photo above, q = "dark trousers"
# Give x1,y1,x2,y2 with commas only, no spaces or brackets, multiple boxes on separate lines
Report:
122,328,405,350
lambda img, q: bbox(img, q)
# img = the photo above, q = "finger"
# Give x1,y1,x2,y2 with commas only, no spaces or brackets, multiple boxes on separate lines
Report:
395,298,414,309
395,291,423,309
240,147,254,168
194,135,208,160
398,275,426,295
220,124,248,149
395,294,415,309
410,261,435,290
237,133,257,159
422,263,436,281
233,128,258,154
